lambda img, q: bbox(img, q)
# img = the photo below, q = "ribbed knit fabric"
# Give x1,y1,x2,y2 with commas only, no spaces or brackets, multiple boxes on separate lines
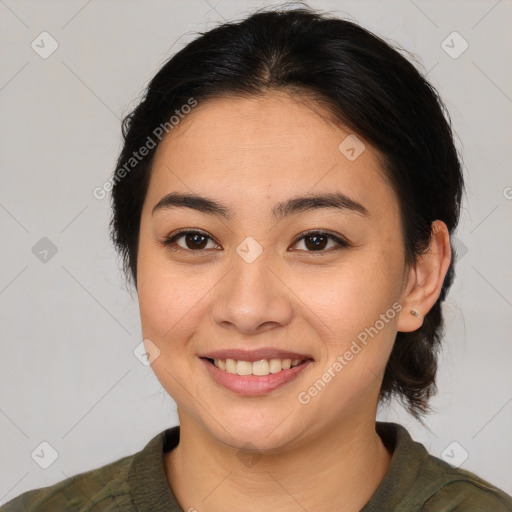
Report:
2,422,511,511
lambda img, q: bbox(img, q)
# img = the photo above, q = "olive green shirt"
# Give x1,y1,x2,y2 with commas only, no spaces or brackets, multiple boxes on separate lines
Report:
2,422,511,511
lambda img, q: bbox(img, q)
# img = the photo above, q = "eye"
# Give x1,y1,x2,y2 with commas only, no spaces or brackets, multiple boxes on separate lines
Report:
160,229,219,252
290,230,350,253
160,229,350,254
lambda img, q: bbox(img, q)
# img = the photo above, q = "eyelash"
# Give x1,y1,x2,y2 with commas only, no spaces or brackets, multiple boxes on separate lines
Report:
159,228,350,254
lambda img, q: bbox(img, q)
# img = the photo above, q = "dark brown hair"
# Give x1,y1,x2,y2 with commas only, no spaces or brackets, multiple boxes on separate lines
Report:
110,4,464,419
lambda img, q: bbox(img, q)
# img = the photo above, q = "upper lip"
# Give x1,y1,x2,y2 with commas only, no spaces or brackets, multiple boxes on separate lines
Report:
199,348,314,362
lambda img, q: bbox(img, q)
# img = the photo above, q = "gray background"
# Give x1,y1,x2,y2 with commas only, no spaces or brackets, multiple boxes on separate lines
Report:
1,0,511,504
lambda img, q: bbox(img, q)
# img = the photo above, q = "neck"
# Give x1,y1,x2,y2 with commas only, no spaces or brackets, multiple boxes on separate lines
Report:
165,411,392,512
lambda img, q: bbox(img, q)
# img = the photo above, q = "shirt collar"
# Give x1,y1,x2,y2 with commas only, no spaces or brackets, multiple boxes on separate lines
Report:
128,421,434,512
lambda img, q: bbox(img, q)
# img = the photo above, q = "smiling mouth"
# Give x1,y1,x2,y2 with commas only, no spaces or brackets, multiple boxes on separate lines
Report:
202,357,310,376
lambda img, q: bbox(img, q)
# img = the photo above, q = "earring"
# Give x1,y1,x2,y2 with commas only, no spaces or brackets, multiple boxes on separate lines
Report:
410,309,420,318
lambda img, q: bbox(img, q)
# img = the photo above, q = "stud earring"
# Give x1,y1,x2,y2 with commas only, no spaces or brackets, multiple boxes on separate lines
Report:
410,309,420,318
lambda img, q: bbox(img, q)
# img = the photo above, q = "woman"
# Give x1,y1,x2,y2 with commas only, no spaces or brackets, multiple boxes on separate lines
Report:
3,5,511,511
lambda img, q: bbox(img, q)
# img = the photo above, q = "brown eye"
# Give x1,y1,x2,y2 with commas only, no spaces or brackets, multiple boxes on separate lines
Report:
162,230,219,252
291,231,349,252
303,234,329,251
181,232,209,250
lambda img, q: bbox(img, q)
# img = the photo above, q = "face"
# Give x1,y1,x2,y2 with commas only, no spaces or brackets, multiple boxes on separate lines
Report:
137,91,410,451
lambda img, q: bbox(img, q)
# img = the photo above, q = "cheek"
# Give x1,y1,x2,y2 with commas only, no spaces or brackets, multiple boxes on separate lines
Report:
136,238,211,344
138,272,209,342
136,251,211,404
300,255,401,341
301,264,400,399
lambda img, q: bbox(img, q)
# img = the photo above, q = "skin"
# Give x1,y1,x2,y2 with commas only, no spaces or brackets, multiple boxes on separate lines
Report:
136,91,452,512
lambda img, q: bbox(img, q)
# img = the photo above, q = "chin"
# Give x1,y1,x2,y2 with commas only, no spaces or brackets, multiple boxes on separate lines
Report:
202,411,305,453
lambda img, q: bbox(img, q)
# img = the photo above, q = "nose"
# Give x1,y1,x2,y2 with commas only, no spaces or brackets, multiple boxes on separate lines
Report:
211,250,294,335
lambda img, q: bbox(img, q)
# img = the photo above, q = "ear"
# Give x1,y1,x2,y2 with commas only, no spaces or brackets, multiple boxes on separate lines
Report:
397,220,452,332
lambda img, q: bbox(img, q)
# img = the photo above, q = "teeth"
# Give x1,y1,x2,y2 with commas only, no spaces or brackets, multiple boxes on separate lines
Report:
225,359,237,373
236,360,253,375
213,357,305,376
253,359,269,376
269,358,283,373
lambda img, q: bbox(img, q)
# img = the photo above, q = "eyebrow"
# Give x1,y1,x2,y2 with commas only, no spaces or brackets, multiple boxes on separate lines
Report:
152,191,369,220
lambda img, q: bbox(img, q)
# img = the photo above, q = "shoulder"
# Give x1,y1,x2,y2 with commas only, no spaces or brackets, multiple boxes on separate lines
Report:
0,428,175,512
421,477,512,511
418,455,512,511
371,422,512,511
0,452,135,512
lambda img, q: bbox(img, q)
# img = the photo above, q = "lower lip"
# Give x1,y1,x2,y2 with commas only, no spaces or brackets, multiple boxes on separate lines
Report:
200,358,312,396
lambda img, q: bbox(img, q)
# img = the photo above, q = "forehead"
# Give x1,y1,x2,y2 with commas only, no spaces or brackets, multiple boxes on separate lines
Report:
147,92,396,217
155,92,354,167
